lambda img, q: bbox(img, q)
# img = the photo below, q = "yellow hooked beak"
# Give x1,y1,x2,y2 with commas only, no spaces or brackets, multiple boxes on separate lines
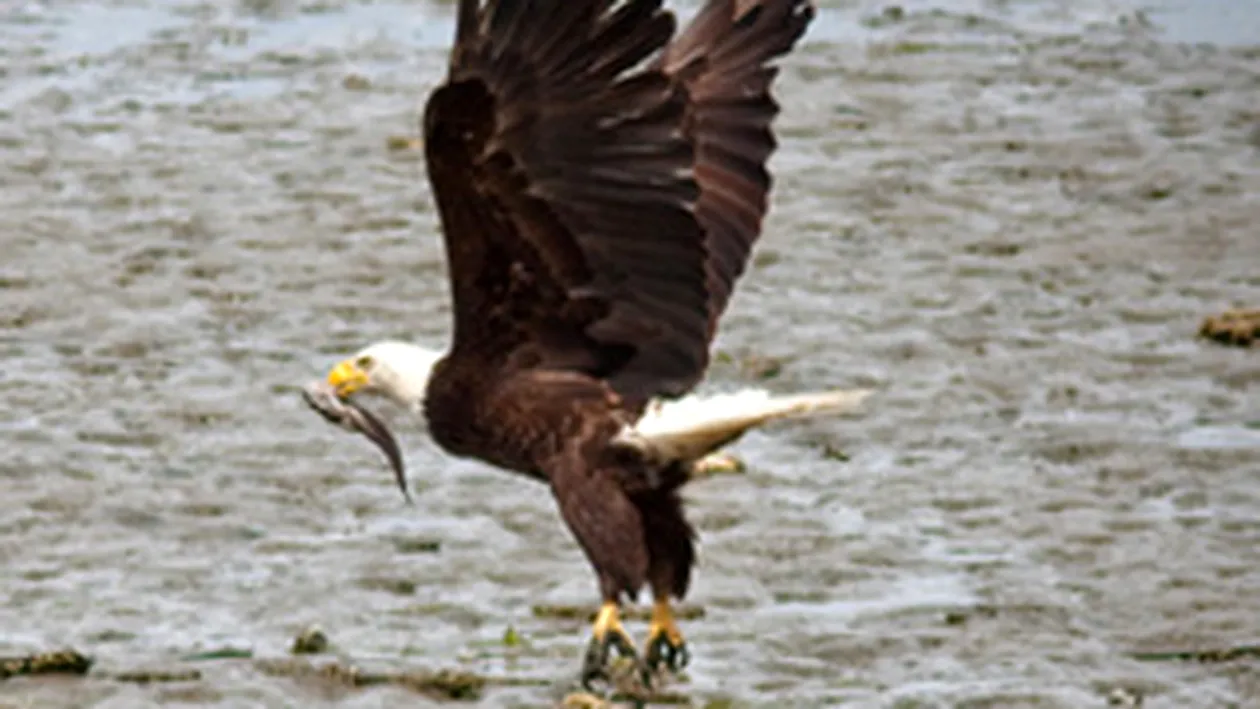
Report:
327,358,370,398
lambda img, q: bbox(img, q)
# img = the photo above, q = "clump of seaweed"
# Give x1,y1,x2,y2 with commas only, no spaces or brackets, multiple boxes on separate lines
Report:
107,668,202,684
291,625,330,655
0,649,92,680
1199,308,1260,347
254,658,488,701
1129,643,1260,663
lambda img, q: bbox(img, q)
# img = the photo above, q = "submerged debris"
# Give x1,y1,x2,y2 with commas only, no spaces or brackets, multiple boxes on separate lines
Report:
255,658,486,700
0,645,701,705
502,625,525,648
391,536,442,554
180,647,254,662
107,668,202,683
739,354,784,380
561,692,692,708
1199,308,1259,347
342,74,371,91
0,649,92,680
1129,643,1260,663
562,693,611,709
561,656,692,708
532,604,706,623
291,625,330,655
1106,686,1145,707
386,135,424,152
821,444,852,462
560,680,692,708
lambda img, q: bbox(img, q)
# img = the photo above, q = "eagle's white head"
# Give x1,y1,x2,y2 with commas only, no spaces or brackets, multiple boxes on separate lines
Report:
325,340,443,413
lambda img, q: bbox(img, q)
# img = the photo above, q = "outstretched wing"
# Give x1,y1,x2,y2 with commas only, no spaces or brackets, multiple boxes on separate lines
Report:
657,0,815,340
423,0,712,405
423,0,815,405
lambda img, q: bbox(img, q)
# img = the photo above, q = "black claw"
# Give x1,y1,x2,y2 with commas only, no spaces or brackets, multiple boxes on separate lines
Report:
610,631,637,659
580,630,643,691
645,632,690,674
580,638,608,690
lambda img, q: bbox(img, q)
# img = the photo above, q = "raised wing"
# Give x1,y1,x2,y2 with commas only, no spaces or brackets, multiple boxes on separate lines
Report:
423,0,712,405
422,0,814,405
657,0,815,340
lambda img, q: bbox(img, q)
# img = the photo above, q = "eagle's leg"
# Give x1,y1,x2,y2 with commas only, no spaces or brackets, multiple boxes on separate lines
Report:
644,596,690,673
580,601,640,689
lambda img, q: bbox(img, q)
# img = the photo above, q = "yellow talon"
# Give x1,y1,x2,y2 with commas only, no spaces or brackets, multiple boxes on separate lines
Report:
645,598,690,673
581,602,640,689
648,599,683,646
593,603,630,644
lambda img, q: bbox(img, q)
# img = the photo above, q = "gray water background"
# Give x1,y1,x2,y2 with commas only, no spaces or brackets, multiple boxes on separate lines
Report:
2,0,1258,706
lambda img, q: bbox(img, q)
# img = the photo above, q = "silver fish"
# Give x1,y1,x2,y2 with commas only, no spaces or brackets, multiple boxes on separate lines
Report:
301,380,410,503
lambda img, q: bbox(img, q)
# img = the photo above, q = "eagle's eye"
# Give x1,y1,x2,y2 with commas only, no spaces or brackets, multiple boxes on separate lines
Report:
356,355,375,370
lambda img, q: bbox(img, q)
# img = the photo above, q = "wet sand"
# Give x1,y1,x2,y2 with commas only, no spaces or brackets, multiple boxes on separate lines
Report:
2,0,1258,707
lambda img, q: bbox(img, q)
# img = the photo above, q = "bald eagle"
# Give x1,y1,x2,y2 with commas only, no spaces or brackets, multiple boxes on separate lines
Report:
308,339,870,500
304,0,861,688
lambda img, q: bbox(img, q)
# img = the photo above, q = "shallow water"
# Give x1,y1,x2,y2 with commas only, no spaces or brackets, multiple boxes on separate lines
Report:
2,0,1258,707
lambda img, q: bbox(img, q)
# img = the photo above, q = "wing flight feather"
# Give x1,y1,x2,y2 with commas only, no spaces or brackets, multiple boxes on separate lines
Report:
423,0,814,403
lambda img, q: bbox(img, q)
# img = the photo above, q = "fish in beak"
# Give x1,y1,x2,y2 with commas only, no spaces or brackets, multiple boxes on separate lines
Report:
301,379,410,503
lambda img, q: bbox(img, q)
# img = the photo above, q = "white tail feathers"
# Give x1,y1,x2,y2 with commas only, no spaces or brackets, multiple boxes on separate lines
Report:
618,387,874,465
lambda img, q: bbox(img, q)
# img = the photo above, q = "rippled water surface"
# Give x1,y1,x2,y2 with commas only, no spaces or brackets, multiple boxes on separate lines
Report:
2,0,1258,707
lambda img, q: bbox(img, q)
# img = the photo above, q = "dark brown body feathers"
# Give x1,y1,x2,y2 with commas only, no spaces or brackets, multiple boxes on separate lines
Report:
422,0,814,603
